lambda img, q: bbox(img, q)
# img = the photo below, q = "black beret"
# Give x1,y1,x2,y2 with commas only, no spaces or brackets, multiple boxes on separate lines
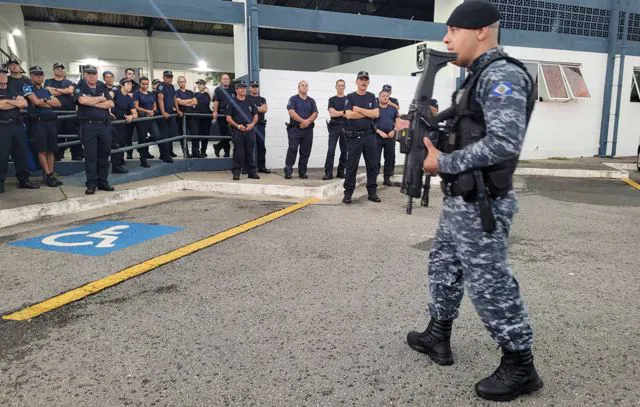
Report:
446,1,501,29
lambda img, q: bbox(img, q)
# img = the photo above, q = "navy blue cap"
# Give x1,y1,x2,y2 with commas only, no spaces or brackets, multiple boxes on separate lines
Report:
196,79,206,85
163,70,173,77
152,79,160,85
429,99,439,109
249,80,259,87
6,59,19,66
357,71,370,79
53,62,65,70
84,65,98,74
29,66,44,75
235,80,247,88
382,84,392,92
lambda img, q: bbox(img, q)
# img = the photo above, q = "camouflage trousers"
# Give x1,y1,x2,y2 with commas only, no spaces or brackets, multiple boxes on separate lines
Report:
427,191,533,351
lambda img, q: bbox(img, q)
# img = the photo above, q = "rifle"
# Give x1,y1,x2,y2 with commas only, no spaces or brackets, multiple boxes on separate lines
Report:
395,49,457,214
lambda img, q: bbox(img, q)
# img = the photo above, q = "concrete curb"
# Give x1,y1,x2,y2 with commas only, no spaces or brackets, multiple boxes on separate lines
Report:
0,165,629,229
0,175,369,229
603,162,637,172
515,167,628,179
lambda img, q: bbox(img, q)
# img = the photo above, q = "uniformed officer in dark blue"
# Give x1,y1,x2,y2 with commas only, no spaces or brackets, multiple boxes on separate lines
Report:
212,73,234,157
176,75,198,158
381,84,400,110
248,80,270,173
323,79,348,180
74,65,115,194
194,79,212,158
110,78,138,174
0,69,39,193
103,71,118,96
226,80,259,181
46,62,82,161
285,80,317,179
375,87,398,187
26,65,63,187
132,76,161,167
343,71,380,204
157,70,181,161
123,68,140,160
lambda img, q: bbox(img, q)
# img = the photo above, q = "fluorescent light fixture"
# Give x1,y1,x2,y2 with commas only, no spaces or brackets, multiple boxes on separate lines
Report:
197,60,207,69
11,28,22,37
81,58,102,66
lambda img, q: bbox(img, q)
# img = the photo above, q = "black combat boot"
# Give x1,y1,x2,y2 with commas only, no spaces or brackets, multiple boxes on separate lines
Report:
383,176,392,186
406,319,454,365
475,348,543,402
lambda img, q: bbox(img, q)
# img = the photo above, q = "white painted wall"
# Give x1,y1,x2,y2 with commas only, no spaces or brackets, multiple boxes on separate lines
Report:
259,69,419,169
325,40,639,158
0,4,28,67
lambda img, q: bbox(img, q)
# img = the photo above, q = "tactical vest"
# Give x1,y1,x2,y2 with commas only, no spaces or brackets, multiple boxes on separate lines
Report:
442,51,536,196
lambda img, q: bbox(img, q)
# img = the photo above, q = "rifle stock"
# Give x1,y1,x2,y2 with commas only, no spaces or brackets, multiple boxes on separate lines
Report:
397,49,457,214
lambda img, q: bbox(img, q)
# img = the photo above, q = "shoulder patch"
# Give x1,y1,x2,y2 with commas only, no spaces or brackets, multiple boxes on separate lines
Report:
23,84,33,94
491,82,513,97
158,85,164,91
75,88,82,94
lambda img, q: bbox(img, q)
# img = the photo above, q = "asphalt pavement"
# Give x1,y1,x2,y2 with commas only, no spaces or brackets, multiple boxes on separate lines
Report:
0,176,638,406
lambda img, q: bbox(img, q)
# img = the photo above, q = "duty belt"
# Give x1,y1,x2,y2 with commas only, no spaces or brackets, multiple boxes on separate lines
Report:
29,116,57,122
344,129,372,139
440,180,511,200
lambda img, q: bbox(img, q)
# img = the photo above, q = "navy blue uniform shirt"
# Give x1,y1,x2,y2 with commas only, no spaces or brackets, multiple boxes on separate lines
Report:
132,90,156,113
287,94,317,125
27,84,56,118
213,86,235,113
376,104,398,133
195,91,211,113
7,76,32,97
247,95,267,124
157,82,177,113
0,86,21,120
44,78,75,110
112,90,135,119
227,96,257,126
328,95,347,124
176,89,196,113
345,91,378,131
74,81,112,120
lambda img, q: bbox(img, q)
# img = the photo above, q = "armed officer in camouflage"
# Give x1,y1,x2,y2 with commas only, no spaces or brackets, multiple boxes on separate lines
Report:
403,2,543,402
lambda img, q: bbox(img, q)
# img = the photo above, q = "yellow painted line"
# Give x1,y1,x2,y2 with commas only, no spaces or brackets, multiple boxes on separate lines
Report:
622,178,640,190
3,197,320,321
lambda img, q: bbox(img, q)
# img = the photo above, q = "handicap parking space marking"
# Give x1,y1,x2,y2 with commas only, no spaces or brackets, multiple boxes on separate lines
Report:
8,221,183,256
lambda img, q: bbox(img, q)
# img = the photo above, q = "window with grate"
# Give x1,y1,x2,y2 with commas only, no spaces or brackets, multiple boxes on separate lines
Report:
489,0,610,38
630,69,640,103
525,61,591,102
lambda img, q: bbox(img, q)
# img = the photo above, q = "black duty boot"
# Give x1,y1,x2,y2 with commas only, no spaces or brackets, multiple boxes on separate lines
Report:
112,165,128,174
475,348,543,402
140,157,151,168
406,319,454,365
383,177,392,186
336,170,345,179
322,173,333,181
342,192,352,204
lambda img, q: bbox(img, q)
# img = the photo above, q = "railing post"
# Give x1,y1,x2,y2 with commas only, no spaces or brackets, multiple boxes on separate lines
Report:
182,114,188,159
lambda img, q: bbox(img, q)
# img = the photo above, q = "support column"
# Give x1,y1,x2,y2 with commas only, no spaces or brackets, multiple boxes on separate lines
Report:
146,35,154,79
232,0,248,78
247,0,260,82
598,0,622,157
